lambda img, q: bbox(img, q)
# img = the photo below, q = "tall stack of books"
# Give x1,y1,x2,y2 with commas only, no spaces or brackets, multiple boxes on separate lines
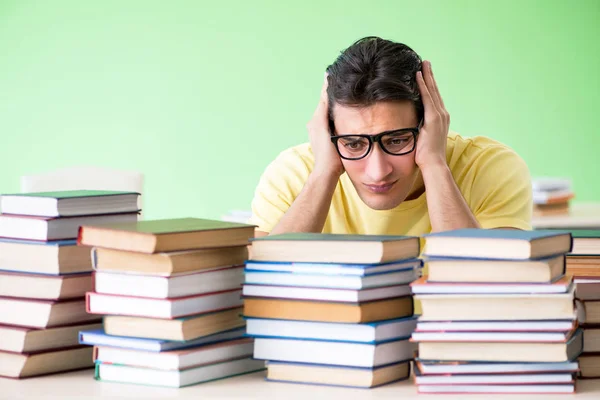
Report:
568,230,600,379
532,177,574,217
0,190,139,379
243,233,422,388
411,229,583,394
77,217,265,388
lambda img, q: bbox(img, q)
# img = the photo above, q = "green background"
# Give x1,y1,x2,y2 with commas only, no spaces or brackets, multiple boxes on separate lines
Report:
1,0,598,220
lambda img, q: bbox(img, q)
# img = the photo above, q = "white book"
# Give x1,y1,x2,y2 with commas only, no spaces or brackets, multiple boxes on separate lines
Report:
411,330,574,342
415,372,574,385
417,384,575,394
415,359,579,374
242,284,411,302
415,320,576,332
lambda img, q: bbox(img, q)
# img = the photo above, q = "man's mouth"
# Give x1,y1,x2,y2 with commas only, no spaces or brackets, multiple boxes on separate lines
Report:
364,181,396,194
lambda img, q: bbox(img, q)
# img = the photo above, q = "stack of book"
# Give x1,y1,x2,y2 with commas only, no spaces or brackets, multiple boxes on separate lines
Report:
568,230,600,379
0,190,139,378
411,229,583,394
532,177,574,216
243,233,422,388
77,217,265,388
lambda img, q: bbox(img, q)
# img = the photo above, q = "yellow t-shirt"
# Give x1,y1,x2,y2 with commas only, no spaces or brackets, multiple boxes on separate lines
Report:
249,132,533,235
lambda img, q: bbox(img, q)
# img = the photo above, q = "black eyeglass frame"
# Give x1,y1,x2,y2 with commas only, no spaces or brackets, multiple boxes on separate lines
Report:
330,127,420,161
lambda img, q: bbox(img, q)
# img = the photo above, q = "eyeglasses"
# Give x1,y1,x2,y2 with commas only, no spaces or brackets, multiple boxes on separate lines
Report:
330,127,419,160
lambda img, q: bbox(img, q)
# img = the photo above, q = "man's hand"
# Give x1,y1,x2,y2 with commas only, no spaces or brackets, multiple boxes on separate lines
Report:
306,73,345,178
415,60,450,170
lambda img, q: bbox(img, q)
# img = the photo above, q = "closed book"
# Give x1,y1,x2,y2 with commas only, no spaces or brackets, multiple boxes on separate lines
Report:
78,218,255,253
242,284,412,303
410,275,572,295
0,271,92,300
0,297,100,328
0,322,102,353
0,346,93,379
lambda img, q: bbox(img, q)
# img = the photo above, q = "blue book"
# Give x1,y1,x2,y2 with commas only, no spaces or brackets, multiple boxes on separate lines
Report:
244,258,422,276
245,316,417,344
423,228,572,260
250,233,420,264
265,360,411,388
78,327,246,352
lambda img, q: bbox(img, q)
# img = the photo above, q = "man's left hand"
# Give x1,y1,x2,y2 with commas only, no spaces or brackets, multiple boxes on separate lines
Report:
414,60,450,171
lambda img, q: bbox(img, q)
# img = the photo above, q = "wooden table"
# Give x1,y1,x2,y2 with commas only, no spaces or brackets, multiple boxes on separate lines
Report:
1,368,599,399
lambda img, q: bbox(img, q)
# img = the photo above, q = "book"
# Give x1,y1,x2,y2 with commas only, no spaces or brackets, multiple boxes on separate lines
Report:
0,322,102,353
253,337,414,367
243,296,414,323
410,275,573,295
579,353,600,378
249,233,420,264
425,254,565,283
411,329,576,343
577,300,600,324
0,190,140,217
0,271,92,300
103,307,245,341
415,320,577,333
266,361,410,388
569,229,600,255
86,289,243,319
416,383,575,394
243,268,420,290
79,327,246,352
94,266,244,299
575,280,600,300
566,256,600,277
0,212,139,241
0,346,93,378
244,258,421,276
92,246,248,276
0,238,92,275
245,316,417,343
416,328,583,362
582,327,600,352
93,338,254,370
95,357,265,388
414,359,579,375
415,287,575,321
242,284,412,303
78,218,255,253
414,370,574,385
0,297,101,328
423,229,572,260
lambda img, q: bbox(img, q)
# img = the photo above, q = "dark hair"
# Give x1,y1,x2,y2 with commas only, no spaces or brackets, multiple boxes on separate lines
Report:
326,36,423,129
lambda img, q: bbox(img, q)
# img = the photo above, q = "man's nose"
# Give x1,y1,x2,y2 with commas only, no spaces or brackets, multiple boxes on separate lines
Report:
364,144,393,181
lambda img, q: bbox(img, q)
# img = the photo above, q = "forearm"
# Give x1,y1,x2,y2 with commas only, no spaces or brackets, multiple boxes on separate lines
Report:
422,163,480,232
270,171,339,235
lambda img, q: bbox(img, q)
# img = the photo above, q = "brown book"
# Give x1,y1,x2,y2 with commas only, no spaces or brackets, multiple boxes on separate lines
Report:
416,288,575,321
103,307,245,341
243,296,413,323
0,322,102,353
566,256,600,277
579,353,600,378
249,233,420,264
577,300,600,324
0,297,100,328
79,218,255,253
92,246,248,276
0,239,91,275
0,271,92,300
0,346,93,378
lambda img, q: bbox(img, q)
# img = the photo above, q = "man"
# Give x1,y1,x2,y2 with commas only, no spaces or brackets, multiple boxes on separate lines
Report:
249,37,532,237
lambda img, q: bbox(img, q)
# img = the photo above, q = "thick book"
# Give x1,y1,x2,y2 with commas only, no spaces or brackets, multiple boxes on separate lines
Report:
577,299,600,324
266,361,411,388
95,357,265,388
0,346,93,379
253,337,414,367
0,190,140,217
249,233,420,264
242,284,412,303
94,266,244,299
93,338,254,370
0,297,101,328
569,229,600,255
566,256,600,277
423,229,572,260
78,218,255,253
425,254,565,283
245,316,417,343
410,275,573,295
78,327,246,352
103,307,245,341
0,212,138,241
243,267,421,290
0,238,92,275
0,271,92,300
0,322,102,353
92,246,248,276
579,353,600,378
243,296,414,323
415,287,575,321
415,328,583,363
86,289,243,319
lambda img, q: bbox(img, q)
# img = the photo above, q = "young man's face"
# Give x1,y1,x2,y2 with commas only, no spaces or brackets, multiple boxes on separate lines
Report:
332,101,421,210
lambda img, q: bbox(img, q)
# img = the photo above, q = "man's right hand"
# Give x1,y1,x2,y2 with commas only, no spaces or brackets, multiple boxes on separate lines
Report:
306,73,345,178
